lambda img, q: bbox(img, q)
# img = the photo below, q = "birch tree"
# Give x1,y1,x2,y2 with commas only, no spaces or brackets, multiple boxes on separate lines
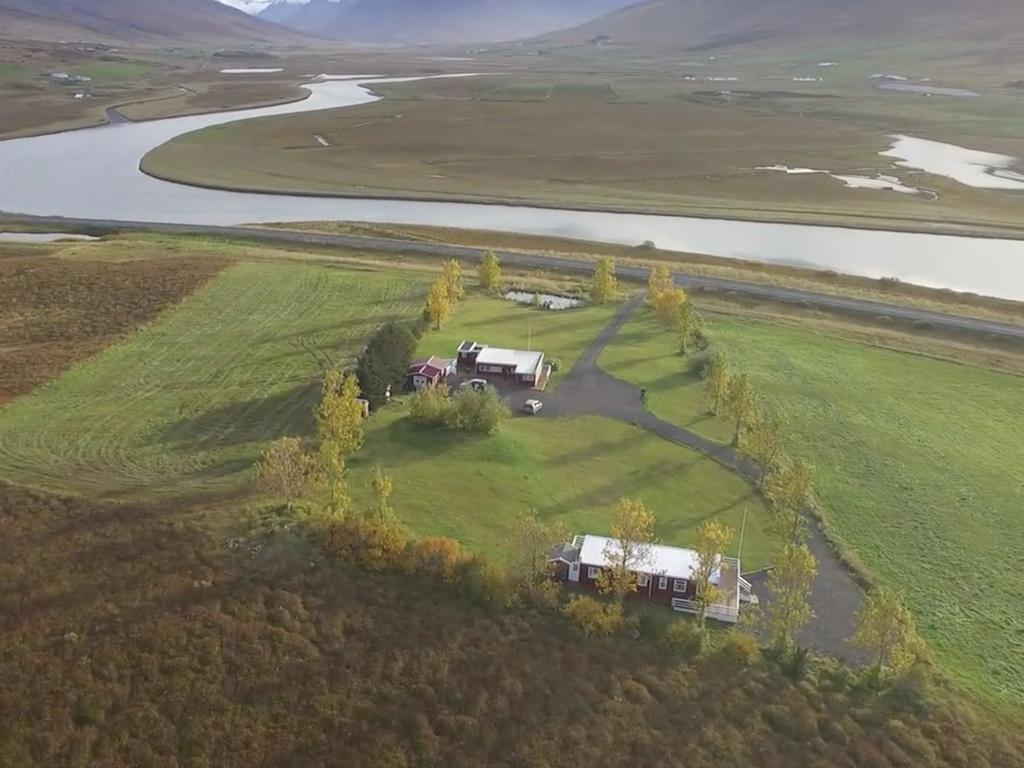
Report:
647,263,673,302
426,277,453,330
725,373,757,445
702,349,731,415
595,498,656,603
765,543,817,654
853,588,924,680
477,251,502,293
255,437,314,511
442,258,465,303
590,257,619,304
692,520,735,630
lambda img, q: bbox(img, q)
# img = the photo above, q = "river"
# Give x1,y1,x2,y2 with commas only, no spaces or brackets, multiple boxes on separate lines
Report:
1,75,1022,300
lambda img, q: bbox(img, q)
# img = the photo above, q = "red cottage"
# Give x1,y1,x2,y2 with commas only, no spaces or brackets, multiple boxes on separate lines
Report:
549,534,753,623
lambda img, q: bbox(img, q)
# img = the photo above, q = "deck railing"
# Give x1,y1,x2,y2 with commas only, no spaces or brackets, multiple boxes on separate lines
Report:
670,598,740,624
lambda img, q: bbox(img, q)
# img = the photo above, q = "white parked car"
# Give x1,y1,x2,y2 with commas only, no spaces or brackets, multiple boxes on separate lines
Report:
460,378,489,392
523,399,543,415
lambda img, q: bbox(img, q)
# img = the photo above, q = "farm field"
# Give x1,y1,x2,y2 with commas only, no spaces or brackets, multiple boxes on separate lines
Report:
601,307,1024,706
141,65,1024,235
0,243,227,403
0,260,425,497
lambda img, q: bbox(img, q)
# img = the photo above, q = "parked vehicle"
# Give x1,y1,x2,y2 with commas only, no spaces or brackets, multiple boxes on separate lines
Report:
461,378,489,392
523,399,543,415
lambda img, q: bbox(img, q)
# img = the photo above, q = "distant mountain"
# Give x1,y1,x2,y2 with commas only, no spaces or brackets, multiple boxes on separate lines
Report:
546,0,1024,50
260,0,634,43
0,0,302,43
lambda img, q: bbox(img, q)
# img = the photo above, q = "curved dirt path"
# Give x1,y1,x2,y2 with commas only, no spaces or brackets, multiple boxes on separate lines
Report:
543,295,865,660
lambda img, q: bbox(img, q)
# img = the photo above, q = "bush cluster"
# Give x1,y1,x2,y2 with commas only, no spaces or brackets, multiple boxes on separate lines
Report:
409,384,510,435
562,596,625,636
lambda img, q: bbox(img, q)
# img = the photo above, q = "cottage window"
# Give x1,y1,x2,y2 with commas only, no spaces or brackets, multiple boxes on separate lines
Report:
587,566,600,579
636,573,650,588
673,579,689,593
658,576,668,590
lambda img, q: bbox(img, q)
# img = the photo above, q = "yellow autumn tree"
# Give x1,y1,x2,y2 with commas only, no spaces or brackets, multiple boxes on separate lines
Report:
425,277,453,330
595,498,657,603
255,436,314,511
692,520,735,630
647,264,674,303
852,588,924,681
590,257,619,304
442,258,465,303
477,251,502,294
653,287,687,328
315,370,365,457
701,349,731,415
765,542,817,654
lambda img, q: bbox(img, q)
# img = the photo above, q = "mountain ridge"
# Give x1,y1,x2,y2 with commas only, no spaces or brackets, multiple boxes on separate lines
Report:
544,0,1024,50
0,0,303,43
259,0,634,43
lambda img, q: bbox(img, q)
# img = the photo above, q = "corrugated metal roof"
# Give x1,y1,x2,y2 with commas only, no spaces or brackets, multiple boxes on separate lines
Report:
578,534,722,584
474,347,544,375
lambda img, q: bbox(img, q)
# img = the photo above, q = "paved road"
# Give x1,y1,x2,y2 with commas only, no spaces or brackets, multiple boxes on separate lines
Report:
542,296,865,660
3,212,1023,342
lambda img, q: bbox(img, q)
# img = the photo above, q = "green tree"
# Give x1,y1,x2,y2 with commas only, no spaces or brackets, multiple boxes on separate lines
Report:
477,250,502,293
255,437,314,511
590,257,619,304
725,373,757,446
852,588,924,680
595,498,656,603
765,542,817,654
442,258,465,303
511,510,570,606
701,349,731,416
368,464,394,523
764,459,815,542
426,277,453,330
692,520,735,630
356,322,418,408
675,301,703,356
449,386,510,434
647,263,673,303
315,370,365,457
409,382,452,427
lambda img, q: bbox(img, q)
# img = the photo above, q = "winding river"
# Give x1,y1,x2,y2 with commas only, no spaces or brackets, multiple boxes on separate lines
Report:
1,75,1023,300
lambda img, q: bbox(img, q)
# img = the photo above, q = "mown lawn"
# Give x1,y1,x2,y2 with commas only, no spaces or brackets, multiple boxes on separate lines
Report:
418,293,619,379
350,409,776,570
0,261,425,497
602,308,1024,706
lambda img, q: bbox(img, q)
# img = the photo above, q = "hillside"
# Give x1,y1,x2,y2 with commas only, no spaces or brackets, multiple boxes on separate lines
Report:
549,0,1024,50
0,0,302,43
260,0,633,43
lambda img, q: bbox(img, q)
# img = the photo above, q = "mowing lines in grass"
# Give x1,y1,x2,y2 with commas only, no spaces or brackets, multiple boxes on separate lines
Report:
0,262,424,497
602,307,1024,705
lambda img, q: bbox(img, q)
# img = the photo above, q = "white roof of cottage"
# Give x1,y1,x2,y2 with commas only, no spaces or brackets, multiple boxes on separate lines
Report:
474,347,544,375
578,534,722,584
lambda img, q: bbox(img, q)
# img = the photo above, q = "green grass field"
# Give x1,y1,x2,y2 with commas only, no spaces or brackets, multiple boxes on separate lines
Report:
601,308,1024,705
0,261,425,497
350,410,775,569
0,261,774,568
417,294,618,378
67,61,152,82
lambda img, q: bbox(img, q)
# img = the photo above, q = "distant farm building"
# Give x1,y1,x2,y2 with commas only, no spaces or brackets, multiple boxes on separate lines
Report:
457,340,547,388
406,356,456,391
550,534,754,623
